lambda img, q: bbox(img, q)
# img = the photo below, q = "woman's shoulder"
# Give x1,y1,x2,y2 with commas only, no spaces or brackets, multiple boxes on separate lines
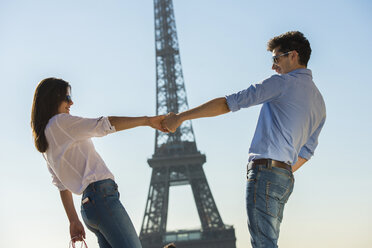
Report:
54,113,85,122
49,113,69,122
46,113,75,130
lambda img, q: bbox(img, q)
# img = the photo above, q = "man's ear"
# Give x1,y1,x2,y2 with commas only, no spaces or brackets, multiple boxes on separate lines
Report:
291,50,300,64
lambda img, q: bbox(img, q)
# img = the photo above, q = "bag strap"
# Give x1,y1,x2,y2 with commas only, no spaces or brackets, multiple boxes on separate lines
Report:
69,237,88,248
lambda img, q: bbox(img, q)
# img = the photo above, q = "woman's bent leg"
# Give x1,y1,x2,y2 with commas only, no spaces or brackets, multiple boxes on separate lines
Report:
81,179,142,248
81,202,112,248
98,195,142,248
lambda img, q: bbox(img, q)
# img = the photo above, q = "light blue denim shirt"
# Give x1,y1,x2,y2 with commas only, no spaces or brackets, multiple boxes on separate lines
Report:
226,68,326,165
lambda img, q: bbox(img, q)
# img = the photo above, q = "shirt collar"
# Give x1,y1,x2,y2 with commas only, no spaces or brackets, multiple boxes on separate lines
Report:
288,68,312,77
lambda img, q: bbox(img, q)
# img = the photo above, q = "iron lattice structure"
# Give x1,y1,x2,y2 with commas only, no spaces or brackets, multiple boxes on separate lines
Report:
139,0,236,247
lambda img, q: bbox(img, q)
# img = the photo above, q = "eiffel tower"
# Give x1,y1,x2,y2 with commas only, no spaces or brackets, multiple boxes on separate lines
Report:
139,1,236,248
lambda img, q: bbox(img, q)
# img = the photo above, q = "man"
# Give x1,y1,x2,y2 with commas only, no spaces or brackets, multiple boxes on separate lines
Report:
161,31,326,248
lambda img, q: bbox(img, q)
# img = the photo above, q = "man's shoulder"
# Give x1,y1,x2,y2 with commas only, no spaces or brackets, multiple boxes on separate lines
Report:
261,74,287,86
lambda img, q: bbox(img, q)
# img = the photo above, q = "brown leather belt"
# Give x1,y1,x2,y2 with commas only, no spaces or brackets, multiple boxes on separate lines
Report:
248,159,292,173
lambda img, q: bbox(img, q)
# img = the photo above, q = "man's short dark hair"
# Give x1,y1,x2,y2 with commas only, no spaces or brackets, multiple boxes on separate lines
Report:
267,31,311,66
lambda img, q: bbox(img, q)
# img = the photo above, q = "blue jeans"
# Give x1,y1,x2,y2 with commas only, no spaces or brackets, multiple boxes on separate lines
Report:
81,179,142,248
246,163,294,248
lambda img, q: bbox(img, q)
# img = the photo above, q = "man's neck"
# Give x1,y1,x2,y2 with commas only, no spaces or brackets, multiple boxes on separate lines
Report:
288,65,307,73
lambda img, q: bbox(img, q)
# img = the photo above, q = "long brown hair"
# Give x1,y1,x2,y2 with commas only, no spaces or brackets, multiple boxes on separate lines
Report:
31,78,70,153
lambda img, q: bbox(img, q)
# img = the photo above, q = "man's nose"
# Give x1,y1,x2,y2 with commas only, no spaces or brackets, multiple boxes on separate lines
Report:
272,63,278,70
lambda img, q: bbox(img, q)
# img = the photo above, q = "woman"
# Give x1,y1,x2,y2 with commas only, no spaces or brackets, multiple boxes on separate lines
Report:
31,77,167,248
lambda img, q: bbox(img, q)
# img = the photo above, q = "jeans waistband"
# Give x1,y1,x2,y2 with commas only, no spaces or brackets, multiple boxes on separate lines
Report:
83,179,117,194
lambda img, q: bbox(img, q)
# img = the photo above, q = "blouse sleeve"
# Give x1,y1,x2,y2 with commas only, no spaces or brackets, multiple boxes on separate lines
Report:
54,114,116,141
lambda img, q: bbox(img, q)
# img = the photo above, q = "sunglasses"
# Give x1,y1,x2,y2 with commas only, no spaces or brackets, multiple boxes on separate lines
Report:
65,95,72,103
272,51,292,64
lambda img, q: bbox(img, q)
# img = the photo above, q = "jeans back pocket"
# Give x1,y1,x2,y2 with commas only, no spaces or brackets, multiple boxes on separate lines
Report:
265,181,290,219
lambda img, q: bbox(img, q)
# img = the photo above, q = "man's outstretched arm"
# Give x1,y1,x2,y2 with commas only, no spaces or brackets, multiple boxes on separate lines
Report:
162,97,230,132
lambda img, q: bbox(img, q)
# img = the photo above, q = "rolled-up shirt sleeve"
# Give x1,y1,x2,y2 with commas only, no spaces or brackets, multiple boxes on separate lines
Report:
299,117,326,160
226,75,286,112
55,114,116,141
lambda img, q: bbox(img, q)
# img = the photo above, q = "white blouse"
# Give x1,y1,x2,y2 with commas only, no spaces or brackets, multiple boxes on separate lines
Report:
43,113,116,195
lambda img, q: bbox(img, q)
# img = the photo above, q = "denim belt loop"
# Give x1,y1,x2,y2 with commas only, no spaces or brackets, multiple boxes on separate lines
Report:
267,159,272,169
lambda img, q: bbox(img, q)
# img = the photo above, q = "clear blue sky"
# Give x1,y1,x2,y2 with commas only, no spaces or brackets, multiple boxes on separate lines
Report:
1,0,371,247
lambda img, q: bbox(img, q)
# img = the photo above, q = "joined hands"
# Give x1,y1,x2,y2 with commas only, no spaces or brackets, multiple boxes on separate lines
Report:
161,112,183,133
148,112,183,133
